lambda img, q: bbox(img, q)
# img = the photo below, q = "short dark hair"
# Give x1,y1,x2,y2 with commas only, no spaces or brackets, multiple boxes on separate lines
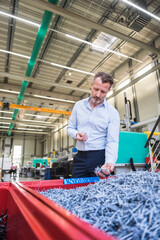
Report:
93,72,114,87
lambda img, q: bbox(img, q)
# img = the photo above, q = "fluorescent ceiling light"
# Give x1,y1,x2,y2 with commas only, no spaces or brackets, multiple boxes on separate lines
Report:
33,94,75,103
0,117,12,120
117,79,130,90
25,113,48,118
19,123,47,128
121,0,160,22
40,60,95,76
17,128,43,131
0,11,40,27
0,126,9,129
0,89,19,94
91,32,117,53
135,64,152,78
36,115,46,119
107,90,113,97
0,111,13,114
0,116,50,124
0,49,30,59
0,122,10,125
22,119,51,124
25,113,60,119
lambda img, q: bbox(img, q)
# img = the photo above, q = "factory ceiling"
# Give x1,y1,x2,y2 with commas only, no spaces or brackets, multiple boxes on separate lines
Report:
0,0,160,135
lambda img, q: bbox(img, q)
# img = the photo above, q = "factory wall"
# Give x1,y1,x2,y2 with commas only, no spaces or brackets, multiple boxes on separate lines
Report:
0,138,2,157
12,135,43,166
135,72,159,121
110,55,160,124
43,139,48,156
43,119,75,156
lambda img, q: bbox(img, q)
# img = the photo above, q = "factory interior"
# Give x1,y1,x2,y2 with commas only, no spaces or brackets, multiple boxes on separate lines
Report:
0,0,160,239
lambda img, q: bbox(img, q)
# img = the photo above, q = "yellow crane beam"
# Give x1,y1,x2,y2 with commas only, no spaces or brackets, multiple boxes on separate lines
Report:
0,102,71,115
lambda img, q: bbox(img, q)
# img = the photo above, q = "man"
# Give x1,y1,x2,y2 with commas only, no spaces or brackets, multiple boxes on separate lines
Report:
67,72,120,178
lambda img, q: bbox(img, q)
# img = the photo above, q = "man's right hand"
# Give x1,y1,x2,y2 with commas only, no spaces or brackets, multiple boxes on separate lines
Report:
76,132,88,141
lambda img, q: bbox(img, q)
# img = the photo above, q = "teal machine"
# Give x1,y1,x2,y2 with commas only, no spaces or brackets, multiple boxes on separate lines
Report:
32,159,48,168
116,93,149,167
115,131,149,173
32,158,57,168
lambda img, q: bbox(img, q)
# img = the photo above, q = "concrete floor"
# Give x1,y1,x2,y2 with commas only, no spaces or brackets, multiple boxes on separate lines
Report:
19,177,44,182
2,174,45,182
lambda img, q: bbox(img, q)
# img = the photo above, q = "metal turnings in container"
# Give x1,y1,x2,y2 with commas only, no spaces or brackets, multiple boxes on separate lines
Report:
39,171,160,240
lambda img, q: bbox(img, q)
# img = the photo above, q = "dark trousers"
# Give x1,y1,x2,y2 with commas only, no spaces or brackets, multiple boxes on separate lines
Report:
72,149,105,178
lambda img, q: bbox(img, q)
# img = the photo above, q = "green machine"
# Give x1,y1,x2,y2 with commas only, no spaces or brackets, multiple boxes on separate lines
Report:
32,158,57,168
116,131,149,165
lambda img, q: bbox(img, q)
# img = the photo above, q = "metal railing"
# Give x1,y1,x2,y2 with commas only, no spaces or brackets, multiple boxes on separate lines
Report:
144,116,160,172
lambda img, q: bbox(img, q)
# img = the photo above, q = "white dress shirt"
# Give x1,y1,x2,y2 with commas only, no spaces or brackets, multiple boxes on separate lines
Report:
67,97,120,164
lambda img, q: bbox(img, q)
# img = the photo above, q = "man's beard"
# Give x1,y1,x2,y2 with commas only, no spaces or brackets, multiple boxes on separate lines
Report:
92,97,103,104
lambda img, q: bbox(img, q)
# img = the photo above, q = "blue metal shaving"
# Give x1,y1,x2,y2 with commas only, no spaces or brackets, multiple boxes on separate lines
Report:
0,209,8,240
95,166,110,177
38,171,160,240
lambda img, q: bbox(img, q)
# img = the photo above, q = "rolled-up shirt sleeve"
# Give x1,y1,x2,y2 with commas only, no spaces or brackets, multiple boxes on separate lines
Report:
67,103,79,139
105,109,120,164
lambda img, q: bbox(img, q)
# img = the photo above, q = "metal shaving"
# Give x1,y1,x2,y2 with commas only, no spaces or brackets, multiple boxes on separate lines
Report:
0,209,8,240
95,166,110,177
39,171,160,240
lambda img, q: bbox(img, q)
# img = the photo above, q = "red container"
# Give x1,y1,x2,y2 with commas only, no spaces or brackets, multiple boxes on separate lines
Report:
0,180,117,240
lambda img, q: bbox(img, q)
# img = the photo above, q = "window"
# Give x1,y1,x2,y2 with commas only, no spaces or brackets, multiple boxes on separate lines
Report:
13,145,22,164
91,32,117,53
135,64,152,78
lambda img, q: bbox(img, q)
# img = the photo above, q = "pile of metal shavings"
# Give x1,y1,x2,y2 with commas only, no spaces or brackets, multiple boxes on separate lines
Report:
39,171,160,240
0,209,8,240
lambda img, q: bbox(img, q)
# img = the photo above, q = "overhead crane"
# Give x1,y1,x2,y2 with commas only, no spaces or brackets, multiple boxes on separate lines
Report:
0,102,71,115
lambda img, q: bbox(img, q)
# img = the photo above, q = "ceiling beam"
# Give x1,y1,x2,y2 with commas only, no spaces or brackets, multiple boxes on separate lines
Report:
0,92,74,108
0,82,80,102
0,72,90,94
0,119,56,127
0,129,49,134
0,82,79,101
24,0,160,54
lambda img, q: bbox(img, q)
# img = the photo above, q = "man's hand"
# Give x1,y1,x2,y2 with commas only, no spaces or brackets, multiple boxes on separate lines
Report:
76,132,88,141
96,163,114,178
102,163,114,173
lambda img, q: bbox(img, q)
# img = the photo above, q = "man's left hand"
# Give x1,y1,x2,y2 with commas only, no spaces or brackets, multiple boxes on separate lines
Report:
102,163,114,173
96,163,114,178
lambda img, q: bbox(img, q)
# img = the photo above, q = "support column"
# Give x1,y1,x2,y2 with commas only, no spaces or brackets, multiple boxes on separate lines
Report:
22,136,25,166
128,60,140,123
154,58,160,102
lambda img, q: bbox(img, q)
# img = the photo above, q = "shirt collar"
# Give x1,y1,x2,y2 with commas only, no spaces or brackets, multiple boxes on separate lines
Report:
86,97,107,108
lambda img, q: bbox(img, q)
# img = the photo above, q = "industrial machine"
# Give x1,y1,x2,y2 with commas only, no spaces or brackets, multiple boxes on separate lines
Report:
115,131,148,174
